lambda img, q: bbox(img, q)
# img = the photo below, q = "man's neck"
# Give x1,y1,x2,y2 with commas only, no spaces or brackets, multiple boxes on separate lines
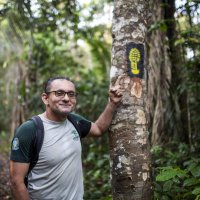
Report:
43,111,67,122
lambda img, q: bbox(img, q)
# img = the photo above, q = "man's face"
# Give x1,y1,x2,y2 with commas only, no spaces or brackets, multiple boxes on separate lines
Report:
45,79,77,118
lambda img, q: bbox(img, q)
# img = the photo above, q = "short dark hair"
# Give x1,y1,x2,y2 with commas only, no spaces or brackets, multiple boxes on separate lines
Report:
43,76,75,93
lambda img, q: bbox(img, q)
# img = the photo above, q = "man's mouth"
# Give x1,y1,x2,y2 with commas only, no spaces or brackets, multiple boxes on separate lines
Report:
59,104,71,108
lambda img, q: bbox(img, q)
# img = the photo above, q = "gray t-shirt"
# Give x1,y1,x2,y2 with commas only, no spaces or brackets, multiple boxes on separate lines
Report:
28,115,83,200
10,114,91,200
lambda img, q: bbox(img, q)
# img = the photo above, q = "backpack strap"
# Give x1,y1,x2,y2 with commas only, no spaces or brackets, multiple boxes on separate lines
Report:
29,116,44,173
24,116,44,187
67,113,82,138
67,113,91,138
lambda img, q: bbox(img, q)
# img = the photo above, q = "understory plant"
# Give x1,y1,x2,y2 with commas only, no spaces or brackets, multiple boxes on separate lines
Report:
152,142,200,200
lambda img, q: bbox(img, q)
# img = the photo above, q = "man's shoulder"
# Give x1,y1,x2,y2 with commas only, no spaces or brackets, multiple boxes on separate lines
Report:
15,119,37,138
68,113,90,122
68,113,91,138
10,119,38,163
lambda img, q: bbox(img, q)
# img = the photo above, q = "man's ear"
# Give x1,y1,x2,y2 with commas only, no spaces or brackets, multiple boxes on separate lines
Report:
41,93,49,105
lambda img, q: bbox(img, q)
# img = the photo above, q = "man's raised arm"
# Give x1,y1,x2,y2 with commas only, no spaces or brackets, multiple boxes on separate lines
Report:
89,85,123,137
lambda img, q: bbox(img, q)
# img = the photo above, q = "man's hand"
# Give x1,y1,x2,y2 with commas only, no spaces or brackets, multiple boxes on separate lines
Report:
89,85,123,137
109,85,123,105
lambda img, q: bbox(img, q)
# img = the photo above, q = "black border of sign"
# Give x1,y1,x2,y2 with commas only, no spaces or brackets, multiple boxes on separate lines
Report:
126,42,144,78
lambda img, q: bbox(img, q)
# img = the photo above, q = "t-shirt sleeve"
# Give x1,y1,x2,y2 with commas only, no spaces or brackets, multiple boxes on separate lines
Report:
71,113,92,138
10,120,37,163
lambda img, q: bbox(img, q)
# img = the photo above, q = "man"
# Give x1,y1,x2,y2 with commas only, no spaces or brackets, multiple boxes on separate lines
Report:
10,76,123,200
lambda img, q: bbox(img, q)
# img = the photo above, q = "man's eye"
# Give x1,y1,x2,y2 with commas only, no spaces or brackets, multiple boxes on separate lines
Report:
67,92,75,97
56,91,65,96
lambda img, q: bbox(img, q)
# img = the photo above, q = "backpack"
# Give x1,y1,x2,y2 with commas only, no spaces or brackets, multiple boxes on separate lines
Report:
25,113,83,186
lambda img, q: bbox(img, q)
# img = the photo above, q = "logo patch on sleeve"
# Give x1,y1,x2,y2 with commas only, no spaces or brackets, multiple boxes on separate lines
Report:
12,137,19,150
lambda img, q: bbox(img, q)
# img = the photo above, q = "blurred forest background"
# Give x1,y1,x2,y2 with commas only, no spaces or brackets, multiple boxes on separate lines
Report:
0,0,199,199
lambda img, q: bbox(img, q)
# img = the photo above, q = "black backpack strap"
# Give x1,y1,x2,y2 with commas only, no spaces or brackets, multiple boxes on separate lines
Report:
67,113,91,138
29,116,44,172
25,116,44,187
68,114,82,138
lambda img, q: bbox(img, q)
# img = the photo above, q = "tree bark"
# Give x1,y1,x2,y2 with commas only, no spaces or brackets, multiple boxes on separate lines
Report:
147,0,187,144
147,0,173,144
109,0,152,199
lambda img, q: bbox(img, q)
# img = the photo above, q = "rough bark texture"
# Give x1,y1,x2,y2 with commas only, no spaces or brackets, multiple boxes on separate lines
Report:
4,40,27,138
147,0,185,144
109,0,152,199
164,0,189,143
9,61,27,137
147,0,172,144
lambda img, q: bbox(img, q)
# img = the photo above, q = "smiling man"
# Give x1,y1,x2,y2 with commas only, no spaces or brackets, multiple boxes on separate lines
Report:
9,76,123,200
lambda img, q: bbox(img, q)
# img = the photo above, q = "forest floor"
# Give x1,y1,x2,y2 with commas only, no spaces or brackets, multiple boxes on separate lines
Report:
0,153,13,200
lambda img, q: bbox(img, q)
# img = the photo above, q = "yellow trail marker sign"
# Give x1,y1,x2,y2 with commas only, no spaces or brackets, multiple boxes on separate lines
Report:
126,43,144,78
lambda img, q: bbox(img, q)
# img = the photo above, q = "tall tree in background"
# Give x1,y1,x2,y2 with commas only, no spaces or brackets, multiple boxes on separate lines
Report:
147,0,176,144
109,0,152,199
148,0,200,145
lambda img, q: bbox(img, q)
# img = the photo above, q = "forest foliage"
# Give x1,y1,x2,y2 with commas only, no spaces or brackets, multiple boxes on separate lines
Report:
0,0,200,199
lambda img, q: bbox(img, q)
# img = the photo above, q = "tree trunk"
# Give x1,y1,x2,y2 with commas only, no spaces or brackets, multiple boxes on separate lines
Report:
9,61,27,137
147,0,187,144
147,0,173,144
109,0,152,199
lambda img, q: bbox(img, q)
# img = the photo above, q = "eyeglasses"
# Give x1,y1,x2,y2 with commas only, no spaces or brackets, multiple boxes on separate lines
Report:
47,90,78,99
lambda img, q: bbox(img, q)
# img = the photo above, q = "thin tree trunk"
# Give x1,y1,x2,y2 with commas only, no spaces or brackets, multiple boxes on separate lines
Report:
9,61,27,137
109,0,152,199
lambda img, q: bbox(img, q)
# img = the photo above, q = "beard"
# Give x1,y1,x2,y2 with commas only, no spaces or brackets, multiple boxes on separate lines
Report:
50,105,75,118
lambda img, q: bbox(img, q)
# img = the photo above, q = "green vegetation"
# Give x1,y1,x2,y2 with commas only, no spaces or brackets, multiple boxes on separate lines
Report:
0,131,10,154
152,143,200,200
83,137,112,199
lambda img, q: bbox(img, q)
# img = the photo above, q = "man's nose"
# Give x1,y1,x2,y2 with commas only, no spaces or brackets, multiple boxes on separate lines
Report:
62,93,70,101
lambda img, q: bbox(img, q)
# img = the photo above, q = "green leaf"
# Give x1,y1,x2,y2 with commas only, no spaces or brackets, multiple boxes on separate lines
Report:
160,195,170,200
156,167,186,182
156,169,177,182
191,166,200,178
154,182,162,192
93,169,100,179
175,38,185,46
183,178,200,187
163,180,173,192
195,195,200,200
192,187,200,195
186,162,198,171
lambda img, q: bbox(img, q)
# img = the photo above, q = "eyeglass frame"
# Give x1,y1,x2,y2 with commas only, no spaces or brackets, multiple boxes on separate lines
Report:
46,90,78,99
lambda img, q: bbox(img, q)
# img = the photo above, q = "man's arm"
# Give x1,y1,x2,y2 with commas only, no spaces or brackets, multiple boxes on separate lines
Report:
9,161,30,200
88,85,123,137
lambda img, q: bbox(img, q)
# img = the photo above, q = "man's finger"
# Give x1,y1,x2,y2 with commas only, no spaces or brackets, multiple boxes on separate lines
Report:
110,85,121,92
